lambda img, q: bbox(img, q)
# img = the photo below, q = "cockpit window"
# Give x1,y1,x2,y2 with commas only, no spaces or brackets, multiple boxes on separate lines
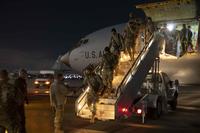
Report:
75,39,89,47
80,39,89,45
83,39,89,44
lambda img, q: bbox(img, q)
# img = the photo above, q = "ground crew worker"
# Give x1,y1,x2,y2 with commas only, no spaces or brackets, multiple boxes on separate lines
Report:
99,47,116,95
124,12,138,60
180,24,188,55
0,69,20,133
50,73,70,133
14,69,28,133
83,66,103,123
187,25,193,52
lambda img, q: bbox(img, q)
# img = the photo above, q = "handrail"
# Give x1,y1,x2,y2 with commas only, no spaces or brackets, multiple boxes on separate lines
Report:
77,87,89,104
78,99,87,114
75,87,89,114
115,34,154,97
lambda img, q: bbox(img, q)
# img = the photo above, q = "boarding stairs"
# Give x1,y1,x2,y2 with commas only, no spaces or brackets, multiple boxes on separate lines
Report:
75,33,162,120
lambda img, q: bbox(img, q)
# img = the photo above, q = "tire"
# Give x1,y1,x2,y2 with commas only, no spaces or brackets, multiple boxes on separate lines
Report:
151,99,162,119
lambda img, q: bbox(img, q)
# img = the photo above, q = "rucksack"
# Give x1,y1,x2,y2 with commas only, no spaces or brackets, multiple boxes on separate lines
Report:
93,74,103,93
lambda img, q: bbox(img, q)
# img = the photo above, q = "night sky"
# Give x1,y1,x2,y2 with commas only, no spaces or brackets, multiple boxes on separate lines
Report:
0,0,159,70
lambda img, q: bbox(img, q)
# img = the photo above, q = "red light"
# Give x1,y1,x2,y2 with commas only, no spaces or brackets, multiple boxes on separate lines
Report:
121,108,128,113
137,109,142,114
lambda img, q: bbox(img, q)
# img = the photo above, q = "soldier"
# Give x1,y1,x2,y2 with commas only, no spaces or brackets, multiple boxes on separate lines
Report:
187,25,193,52
109,28,124,55
99,47,116,95
145,17,155,41
109,28,124,75
160,23,169,54
0,69,20,133
14,69,28,133
180,24,188,55
124,12,139,60
50,73,70,133
83,66,103,123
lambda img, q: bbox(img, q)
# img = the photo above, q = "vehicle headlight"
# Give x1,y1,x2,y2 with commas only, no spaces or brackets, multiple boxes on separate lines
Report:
45,90,50,94
34,81,39,84
45,81,50,85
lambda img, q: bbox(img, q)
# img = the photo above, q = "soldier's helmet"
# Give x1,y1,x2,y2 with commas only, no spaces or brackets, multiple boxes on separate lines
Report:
111,28,117,33
147,17,152,21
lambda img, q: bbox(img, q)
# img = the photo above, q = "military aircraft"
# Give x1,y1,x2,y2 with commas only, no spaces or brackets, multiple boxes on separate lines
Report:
60,0,200,84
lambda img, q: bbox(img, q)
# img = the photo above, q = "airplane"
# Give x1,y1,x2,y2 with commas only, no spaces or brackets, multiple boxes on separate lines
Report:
60,0,200,84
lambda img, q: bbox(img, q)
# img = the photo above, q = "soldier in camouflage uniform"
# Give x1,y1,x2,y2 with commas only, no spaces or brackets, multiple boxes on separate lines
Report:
124,12,140,61
0,69,20,133
99,47,116,95
180,24,188,55
145,17,155,41
50,73,70,133
83,66,103,123
14,69,28,133
109,28,124,55
109,28,124,75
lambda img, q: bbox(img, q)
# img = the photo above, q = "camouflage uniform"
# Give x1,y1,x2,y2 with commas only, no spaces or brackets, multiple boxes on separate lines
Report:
180,24,188,54
145,17,154,42
0,80,20,133
109,32,124,55
100,48,116,93
50,73,69,133
83,69,103,122
187,26,193,51
14,76,28,133
109,29,124,75
124,18,140,60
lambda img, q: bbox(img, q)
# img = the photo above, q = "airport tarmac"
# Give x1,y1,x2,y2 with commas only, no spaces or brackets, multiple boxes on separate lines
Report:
25,85,200,133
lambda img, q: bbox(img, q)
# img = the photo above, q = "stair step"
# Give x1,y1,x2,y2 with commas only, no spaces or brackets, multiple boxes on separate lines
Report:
96,103,115,110
80,107,115,120
98,98,116,104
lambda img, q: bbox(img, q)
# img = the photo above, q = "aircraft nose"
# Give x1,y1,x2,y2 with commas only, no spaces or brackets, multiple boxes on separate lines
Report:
60,51,71,68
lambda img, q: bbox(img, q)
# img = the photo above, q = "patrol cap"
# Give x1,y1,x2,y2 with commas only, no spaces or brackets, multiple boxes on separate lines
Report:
111,28,117,33
104,47,110,52
147,17,152,22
